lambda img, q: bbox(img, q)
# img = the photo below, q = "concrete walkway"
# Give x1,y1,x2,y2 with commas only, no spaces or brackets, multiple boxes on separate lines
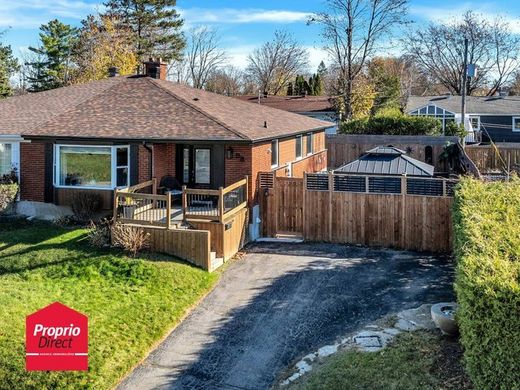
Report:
118,242,454,390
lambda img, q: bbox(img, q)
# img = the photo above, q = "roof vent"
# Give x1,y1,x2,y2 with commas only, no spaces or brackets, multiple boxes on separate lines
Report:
193,97,199,101
264,121,268,128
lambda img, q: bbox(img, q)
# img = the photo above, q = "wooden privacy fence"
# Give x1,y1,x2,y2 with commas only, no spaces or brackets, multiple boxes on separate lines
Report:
259,172,458,252
465,144,520,173
326,134,459,172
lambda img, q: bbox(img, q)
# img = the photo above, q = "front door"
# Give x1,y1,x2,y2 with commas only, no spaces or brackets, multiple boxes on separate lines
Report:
180,146,211,187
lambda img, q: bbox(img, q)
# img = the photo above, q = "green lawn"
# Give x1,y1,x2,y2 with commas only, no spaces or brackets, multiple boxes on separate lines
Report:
290,331,472,390
0,220,219,389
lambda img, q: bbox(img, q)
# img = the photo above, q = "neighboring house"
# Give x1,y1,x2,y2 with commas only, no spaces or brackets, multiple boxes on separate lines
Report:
237,95,339,134
406,95,520,143
334,146,435,177
0,60,332,211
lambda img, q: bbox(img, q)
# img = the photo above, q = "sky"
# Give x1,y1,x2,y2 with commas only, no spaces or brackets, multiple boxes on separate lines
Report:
1,0,520,72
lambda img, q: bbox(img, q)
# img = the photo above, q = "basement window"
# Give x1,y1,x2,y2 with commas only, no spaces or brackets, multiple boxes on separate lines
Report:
55,145,129,189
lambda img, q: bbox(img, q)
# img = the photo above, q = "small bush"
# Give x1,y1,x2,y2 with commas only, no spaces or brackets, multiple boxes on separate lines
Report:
445,121,468,139
87,219,112,248
71,192,102,222
453,178,520,388
340,115,442,136
0,184,18,215
111,222,150,257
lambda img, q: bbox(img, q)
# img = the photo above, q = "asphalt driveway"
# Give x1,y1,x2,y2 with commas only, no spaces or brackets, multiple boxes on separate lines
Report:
118,242,454,390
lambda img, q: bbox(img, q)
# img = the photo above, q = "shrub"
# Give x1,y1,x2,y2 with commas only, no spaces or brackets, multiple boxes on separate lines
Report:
0,184,18,215
71,192,102,222
340,114,442,136
87,219,112,248
445,121,468,139
111,222,150,257
453,178,520,389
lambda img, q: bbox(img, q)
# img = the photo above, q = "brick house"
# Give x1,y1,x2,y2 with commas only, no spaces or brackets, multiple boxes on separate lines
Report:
0,60,331,211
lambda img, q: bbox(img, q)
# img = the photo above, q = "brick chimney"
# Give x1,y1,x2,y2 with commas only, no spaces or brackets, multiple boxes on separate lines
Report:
143,58,167,80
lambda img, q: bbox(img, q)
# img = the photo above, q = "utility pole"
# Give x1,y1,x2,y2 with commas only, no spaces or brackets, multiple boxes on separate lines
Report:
461,37,469,146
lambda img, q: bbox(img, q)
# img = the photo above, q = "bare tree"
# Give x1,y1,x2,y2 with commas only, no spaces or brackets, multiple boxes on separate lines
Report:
205,66,246,95
404,11,520,96
310,0,408,119
246,31,308,95
185,27,227,89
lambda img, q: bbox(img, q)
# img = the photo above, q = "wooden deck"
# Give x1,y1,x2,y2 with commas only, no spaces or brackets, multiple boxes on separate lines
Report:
112,178,249,271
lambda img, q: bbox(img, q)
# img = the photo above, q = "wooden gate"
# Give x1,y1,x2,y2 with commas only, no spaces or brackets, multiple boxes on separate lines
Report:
259,174,303,237
276,177,304,235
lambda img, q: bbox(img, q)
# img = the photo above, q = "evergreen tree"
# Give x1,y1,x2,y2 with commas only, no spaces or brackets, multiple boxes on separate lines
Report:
0,39,19,98
317,60,327,77
104,0,185,66
287,81,294,96
27,20,77,92
294,74,310,95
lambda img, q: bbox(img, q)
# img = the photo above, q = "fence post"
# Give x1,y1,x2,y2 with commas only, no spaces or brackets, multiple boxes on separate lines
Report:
365,176,369,193
303,172,307,240
113,189,119,222
328,171,333,242
152,177,157,208
182,186,187,222
401,176,407,248
442,179,447,197
273,173,278,237
219,186,224,223
166,192,172,229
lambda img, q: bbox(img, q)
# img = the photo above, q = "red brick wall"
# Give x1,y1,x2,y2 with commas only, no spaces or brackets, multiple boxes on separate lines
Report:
153,144,175,180
292,150,328,177
20,142,46,202
137,145,151,183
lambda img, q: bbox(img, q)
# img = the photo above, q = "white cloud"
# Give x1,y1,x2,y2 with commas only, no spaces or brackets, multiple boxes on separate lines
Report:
179,8,310,25
410,3,520,33
0,0,100,28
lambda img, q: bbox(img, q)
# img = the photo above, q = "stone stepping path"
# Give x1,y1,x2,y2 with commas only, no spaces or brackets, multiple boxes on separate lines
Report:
280,304,438,386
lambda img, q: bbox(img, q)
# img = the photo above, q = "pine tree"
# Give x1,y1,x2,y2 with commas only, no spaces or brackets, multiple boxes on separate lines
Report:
287,81,294,96
104,0,185,67
0,40,19,98
317,61,327,77
27,20,77,92
294,74,310,95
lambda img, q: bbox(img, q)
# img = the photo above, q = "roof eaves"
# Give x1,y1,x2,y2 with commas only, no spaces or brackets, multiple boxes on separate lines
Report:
148,78,251,141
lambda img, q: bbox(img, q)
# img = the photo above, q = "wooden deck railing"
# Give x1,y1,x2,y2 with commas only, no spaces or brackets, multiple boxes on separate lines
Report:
114,177,248,227
182,177,248,222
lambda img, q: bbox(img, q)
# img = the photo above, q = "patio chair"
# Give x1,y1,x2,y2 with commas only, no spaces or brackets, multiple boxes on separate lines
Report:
158,176,183,201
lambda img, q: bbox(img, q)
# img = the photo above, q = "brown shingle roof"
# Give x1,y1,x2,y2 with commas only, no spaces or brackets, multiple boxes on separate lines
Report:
235,95,336,113
0,76,334,142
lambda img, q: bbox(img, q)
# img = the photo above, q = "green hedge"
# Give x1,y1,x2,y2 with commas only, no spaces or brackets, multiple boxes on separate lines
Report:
453,178,520,389
340,115,442,136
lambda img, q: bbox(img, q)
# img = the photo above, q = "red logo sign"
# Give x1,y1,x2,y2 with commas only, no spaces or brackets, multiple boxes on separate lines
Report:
26,302,88,371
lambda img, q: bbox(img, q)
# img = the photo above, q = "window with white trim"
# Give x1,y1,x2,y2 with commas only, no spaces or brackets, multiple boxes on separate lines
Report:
295,135,302,159
306,132,313,155
0,142,20,176
271,139,279,167
409,105,456,131
513,117,520,132
469,116,480,131
55,145,129,189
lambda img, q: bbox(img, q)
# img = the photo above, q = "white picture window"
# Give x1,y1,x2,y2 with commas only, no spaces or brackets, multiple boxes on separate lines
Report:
271,139,279,167
195,148,210,184
513,117,520,132
0,142,20,176
55,145,129,189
